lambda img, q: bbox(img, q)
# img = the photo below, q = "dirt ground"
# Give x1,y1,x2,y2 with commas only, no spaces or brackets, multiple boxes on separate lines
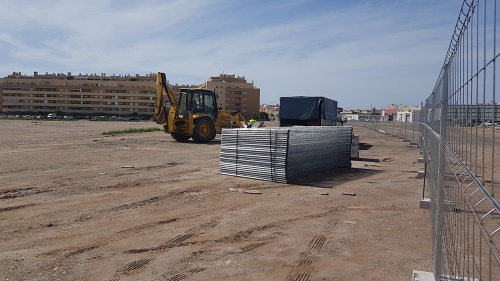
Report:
0,120,432,281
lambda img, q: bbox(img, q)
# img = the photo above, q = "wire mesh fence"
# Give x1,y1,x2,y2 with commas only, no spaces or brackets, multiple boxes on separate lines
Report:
354,119,422,145
360,1,500,279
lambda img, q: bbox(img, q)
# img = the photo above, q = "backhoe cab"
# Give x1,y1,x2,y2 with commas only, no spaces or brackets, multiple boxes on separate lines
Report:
153,72,248,143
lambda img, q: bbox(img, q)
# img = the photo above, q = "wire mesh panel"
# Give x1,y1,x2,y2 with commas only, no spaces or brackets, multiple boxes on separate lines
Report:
359,117,422,145
421,1,500,279
220,126,353,184
219,128,288,183
358,2,500,278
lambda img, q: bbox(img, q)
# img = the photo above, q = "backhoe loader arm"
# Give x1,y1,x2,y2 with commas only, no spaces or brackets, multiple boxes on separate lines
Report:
215,110,248,129
153,72,177,125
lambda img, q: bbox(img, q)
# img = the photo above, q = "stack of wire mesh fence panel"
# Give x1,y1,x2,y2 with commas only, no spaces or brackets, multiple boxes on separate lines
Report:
219,128,289,183
220,126,353,183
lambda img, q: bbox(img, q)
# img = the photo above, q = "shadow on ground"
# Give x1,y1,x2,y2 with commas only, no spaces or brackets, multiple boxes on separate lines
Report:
291,167,382,188
359,143,373,150
353,157,380,163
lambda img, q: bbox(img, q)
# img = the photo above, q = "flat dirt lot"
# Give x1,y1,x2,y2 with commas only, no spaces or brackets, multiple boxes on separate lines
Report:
0,120,432,281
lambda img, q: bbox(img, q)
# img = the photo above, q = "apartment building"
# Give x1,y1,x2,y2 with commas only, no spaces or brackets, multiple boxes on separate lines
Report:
0,72,261,119
0,72,156,117
0,85,3,111
203,74,260,119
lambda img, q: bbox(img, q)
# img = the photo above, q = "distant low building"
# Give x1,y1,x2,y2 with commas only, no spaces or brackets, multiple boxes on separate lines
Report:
381,104,421,122
381,107,398,121
260,104,279,121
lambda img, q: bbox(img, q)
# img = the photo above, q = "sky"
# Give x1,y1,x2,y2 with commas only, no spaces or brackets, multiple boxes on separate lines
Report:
0,0,462,109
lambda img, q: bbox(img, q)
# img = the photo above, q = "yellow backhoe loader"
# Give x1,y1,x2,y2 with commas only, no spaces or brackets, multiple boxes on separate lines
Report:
153,72,248,143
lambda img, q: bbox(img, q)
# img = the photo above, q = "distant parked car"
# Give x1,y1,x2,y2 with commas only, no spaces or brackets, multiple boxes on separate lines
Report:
483,120,500,127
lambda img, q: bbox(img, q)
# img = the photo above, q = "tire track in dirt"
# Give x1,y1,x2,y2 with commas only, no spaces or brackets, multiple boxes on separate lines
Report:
119,258,153,275
0,203,38,212
45,188,207,279
0,186,52,200
106,187,205,212
37,218,182,279
115,218,179,236
108,195,167,212
126,233,199,254
227,242,268,255
112,206,343,279
285,214,344,281
159,209,344,280
164,267,208,281
161,243,269,281
137,162,181,171
215,208,341,244
120,212,268,279
35,193,192,273
161,250,210,280
64,245,103,258
37,244,105,278
40,244,104,259
113,216,223,279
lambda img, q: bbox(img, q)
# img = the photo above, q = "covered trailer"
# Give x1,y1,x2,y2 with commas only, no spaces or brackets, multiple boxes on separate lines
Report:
279,96,338,127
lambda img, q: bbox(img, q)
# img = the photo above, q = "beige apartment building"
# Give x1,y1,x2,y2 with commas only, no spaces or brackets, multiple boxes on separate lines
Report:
0,72,260,119
0,72,156,117
0,85,3,111
202,74,260,119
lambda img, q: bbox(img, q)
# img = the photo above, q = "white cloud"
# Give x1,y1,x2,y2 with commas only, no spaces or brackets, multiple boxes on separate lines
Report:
0,0,460,108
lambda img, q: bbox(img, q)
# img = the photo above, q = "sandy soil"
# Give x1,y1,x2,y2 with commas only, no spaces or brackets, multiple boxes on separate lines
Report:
0,120,432,281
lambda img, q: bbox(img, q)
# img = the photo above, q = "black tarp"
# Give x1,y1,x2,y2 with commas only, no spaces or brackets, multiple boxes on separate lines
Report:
279,96,321,120
279,96,338,126
322,97,337,121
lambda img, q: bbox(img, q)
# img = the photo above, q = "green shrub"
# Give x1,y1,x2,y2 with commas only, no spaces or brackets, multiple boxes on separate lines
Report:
102,127,161,136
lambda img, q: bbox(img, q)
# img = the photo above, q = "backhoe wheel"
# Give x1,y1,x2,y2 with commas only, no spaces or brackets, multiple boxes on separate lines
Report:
193,117,216,143
171,132,190,142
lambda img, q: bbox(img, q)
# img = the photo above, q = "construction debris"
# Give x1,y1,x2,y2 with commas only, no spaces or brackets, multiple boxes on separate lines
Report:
342,192,357,196
243,190,263,194
229,188,262,194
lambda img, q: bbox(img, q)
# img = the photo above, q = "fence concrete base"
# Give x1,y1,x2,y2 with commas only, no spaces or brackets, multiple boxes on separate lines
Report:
412,270,433,281
419,198,431,209
417,170,425,178
419,198,457,212
412,270,478,281
418,157,424,163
